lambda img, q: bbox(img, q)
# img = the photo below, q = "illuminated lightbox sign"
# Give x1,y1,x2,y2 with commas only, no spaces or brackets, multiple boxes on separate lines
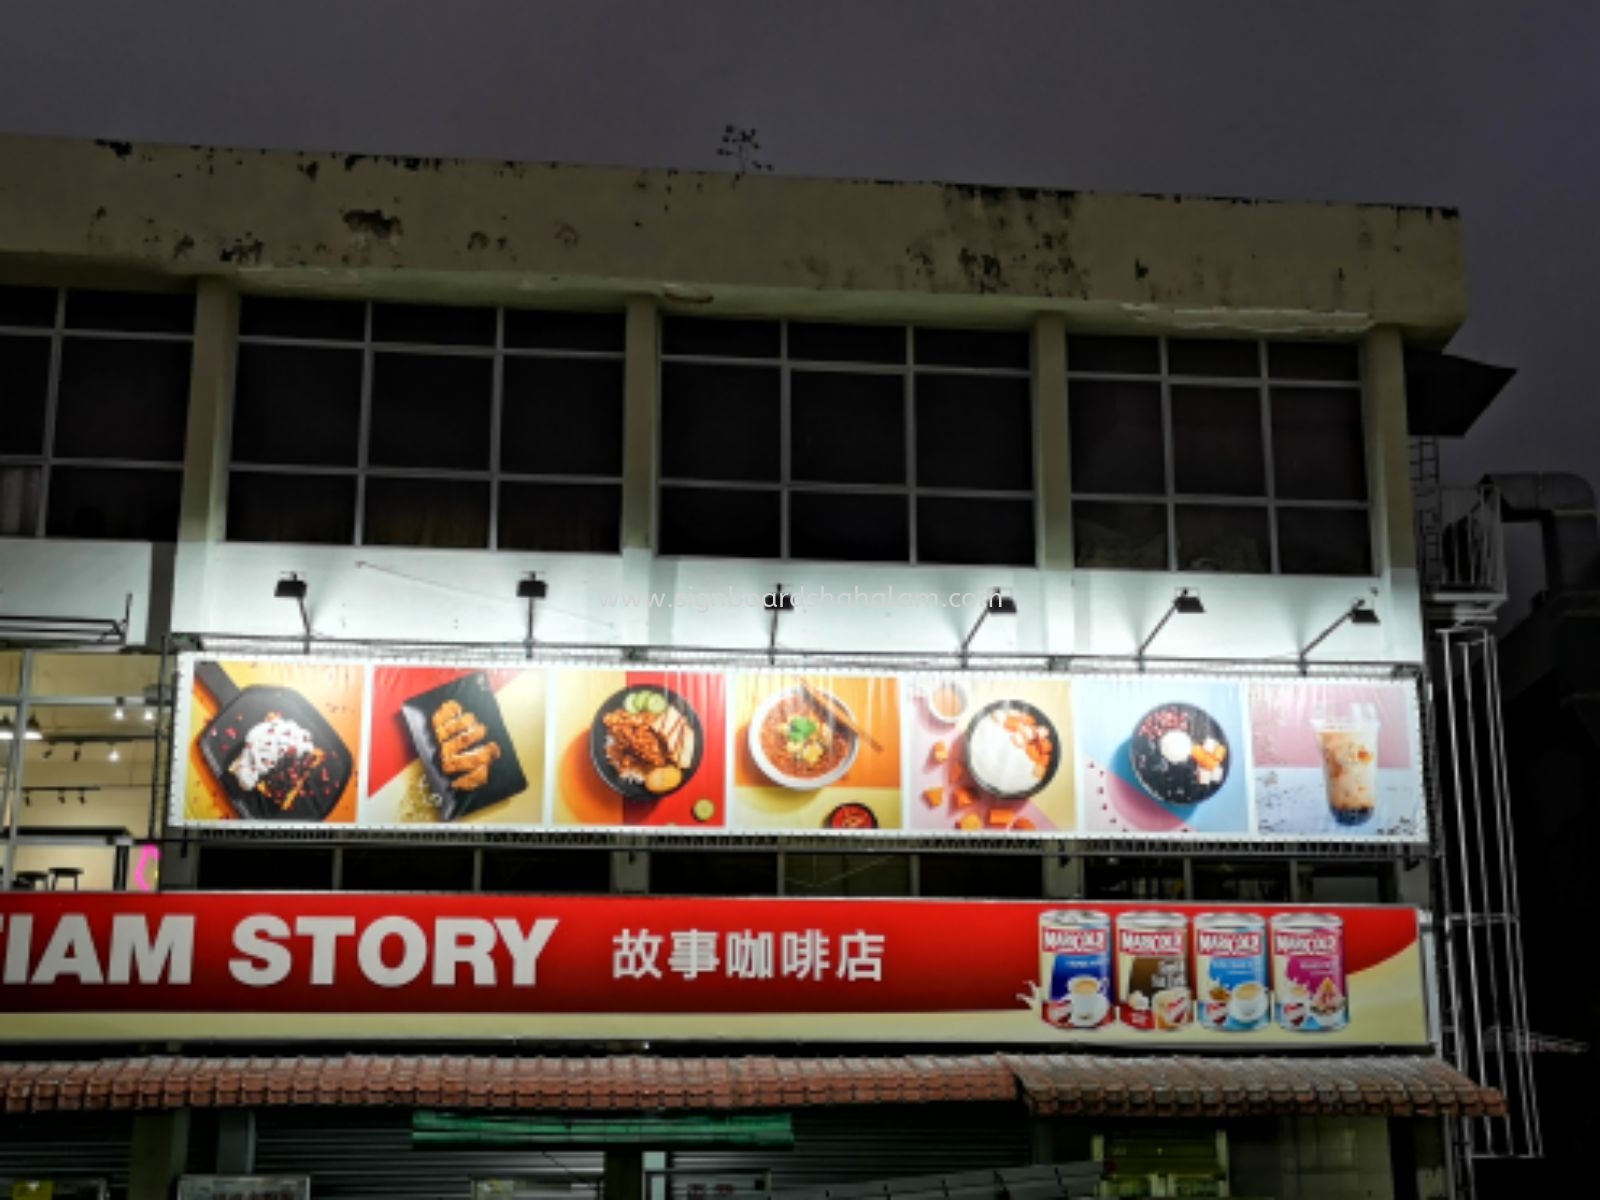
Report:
0,894,1430,1047
168,655,1426,843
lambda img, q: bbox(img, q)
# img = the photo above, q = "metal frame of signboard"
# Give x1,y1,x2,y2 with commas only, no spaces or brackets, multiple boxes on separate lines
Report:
166,645,1430,852
176,1177,310,1200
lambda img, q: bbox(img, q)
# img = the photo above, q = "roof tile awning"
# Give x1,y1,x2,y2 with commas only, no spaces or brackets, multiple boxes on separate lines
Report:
0,1053,1501,1120
0,1054,1015,1115
1003,1054,1506,1119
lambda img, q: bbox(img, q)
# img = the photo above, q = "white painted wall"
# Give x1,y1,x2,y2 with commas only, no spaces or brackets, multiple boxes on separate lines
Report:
0,537,1424,664
0,538,159,643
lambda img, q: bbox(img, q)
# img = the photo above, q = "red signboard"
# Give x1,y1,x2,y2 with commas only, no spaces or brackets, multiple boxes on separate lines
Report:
0,894,1430,1046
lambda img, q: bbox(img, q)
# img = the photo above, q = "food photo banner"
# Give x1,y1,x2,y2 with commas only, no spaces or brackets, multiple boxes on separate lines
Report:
0,894,1429,1046
171,656,1426,843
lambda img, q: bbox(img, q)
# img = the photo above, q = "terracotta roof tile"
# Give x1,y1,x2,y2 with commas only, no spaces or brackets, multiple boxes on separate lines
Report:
0,1052,1501,1119
1002,1054,1504,1119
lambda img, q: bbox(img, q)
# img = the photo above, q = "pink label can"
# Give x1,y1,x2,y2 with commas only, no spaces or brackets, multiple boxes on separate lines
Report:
1270,913,1348,1032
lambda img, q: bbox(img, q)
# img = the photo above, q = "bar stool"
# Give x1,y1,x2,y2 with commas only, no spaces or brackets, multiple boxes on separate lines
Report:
12,871,48,891
49,867,83,891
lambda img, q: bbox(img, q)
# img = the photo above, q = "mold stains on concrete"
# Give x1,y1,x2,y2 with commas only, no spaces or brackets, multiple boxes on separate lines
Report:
553,221,580,248
1134,259,1150,280
299,161,320,182
343,154,367,172
172,235,195,260
798,253,830,285
904,236,937,282
342,209,403,243
957,247,1005,294
218,236,266,266
944,182,1070,207
468,231,490,251
96,140,133,159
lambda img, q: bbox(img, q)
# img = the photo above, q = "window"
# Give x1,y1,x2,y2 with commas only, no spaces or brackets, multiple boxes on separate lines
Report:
0,285,193,539
650,850,780,896
229,298,625,550
659,318,1035,565
1069,336,1370,574
918,853,1042,898
1296,860,1397,904
1083,856,1186,901
783,853,913,897
198,846,335,890
342,846,476,891
1192,860,1292,902
479,848,612,893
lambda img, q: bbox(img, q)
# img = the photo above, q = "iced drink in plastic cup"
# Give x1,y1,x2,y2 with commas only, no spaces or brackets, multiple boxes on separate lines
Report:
1311,714,1379,825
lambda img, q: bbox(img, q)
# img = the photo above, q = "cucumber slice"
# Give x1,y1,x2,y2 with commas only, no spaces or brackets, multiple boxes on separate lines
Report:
624,692,643,713
644,691,668,714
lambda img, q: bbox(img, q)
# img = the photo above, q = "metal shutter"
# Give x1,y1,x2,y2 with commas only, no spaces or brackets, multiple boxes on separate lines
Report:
252,1109,602,1200
0,1112,132,1193
668,1104,1033,1194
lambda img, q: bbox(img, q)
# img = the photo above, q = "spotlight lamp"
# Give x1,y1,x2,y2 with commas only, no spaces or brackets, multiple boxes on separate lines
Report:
275,572,313,645
517,575,548,655
1300,600,1382,669
960,589,1020,667
1137,589,1206,665
766,583,796,664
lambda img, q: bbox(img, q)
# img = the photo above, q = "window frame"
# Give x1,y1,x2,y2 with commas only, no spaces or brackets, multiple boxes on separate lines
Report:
656,319,1036,565
229,301,627,551
1068,337,1372,575
0,287,193,538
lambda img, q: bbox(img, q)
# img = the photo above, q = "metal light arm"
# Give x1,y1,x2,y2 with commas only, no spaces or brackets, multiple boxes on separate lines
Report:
1299,602,1378,670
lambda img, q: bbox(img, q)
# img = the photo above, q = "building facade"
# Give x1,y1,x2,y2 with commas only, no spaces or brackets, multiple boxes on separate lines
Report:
0,135,1516,1199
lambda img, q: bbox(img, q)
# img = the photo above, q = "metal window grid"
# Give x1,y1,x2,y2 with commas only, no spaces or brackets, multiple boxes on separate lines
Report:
0,289,194,536
657,320,1036,565
1068,337,1371,574
231,301,628,550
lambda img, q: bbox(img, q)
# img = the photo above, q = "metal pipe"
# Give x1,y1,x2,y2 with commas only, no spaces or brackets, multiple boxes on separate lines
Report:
1,649,36,888
1485,637,1544,1157
1453,635,1493,1155
182,628,1422,678
1441,630,1487,1161
1425,664,1466,1069
146,632,172,878
1460,632,1507,1156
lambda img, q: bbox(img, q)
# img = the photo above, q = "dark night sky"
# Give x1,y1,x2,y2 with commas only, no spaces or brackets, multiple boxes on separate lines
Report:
1,0,1593,616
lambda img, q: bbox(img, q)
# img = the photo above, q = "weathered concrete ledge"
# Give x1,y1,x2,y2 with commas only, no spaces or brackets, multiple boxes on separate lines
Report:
0,134,1465,337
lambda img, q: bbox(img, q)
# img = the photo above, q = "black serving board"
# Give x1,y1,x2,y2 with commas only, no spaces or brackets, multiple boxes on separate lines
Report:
399,671,529,822
194,660,352,822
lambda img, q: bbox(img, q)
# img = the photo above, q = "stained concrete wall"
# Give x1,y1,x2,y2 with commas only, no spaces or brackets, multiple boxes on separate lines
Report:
0,135,1465,338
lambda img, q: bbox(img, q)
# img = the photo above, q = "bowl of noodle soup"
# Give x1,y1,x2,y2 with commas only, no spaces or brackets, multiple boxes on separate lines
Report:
748,685,860,790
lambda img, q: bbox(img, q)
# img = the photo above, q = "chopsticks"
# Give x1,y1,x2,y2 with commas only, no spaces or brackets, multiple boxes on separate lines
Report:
798,679,885,754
